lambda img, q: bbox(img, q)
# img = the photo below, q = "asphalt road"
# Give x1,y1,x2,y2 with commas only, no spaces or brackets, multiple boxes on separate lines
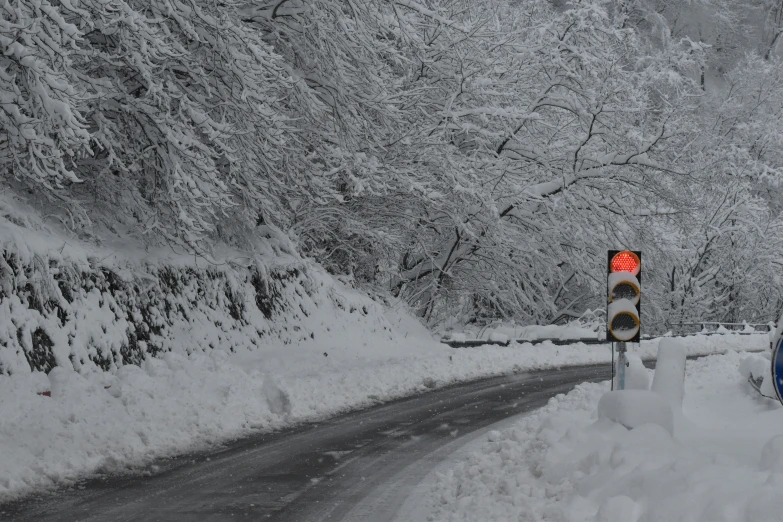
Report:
2,364,612,522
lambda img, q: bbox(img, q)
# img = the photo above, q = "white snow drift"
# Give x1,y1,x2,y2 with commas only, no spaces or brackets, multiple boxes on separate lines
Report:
426,346,783,522
0,331,764,502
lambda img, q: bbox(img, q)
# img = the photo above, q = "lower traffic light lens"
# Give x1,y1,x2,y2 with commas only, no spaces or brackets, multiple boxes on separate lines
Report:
610,312,640,341
611,313,637,331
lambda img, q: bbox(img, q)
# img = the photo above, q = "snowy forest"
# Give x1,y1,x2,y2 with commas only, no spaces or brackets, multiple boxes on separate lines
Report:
4,0,783,333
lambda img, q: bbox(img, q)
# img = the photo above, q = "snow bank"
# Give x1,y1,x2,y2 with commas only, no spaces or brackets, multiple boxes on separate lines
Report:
0,190,361,376
760,435,783,473
0,336,765,501
623,353,649,390
594,496,640,522
427,349,783,522
738,352,778,398
651,338,686,407
597,390,673,434
0,317,766,501
739,352,771,381
455,322,600,341
488,332,509,343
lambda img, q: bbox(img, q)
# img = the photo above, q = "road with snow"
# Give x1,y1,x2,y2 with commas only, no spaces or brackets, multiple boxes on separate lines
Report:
2,363,613,521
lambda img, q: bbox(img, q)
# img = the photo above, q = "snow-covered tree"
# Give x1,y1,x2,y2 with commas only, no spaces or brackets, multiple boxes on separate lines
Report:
0,0,91,193
4,0,783,332
384,0,702,323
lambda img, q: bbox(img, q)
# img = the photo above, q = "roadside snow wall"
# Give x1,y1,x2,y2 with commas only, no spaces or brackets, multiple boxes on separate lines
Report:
0,211,389,376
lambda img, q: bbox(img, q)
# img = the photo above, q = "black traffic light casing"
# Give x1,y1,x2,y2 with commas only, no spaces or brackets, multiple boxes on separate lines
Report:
606,250,642,343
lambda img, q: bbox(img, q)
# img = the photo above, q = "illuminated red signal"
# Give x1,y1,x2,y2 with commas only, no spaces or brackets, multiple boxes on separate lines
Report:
610,251,640,275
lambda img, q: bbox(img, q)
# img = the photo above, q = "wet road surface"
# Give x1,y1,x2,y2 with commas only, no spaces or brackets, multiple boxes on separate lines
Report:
2,364,613,521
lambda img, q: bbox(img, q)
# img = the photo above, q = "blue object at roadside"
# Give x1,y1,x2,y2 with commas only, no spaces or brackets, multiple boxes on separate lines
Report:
772,337,783,404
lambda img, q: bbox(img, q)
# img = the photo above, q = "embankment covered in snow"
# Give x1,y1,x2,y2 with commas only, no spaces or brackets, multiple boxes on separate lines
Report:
0,194,397,376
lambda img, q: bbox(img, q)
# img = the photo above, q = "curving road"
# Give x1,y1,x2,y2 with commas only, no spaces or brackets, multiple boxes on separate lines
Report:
2,364,612,522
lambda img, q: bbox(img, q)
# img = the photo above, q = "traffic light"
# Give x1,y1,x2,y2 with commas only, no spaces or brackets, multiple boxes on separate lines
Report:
607,250,642,342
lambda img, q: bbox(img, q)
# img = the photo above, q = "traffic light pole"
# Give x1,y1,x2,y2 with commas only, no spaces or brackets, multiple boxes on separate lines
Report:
607,250,641,392
616,341,627,390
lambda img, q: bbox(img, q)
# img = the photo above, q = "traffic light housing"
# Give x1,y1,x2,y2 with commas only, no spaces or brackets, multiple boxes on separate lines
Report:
607,250,642,342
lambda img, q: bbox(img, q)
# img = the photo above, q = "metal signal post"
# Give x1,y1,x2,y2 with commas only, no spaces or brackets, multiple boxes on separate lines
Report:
607,250,642,390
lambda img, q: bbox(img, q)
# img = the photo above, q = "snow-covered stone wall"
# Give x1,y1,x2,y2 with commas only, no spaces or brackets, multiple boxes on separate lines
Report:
0,197,392,377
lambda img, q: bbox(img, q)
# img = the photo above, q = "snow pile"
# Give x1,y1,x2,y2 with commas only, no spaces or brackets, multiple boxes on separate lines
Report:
452,322,600,342
488,332,510,344
739,352,772,382
620,353,649,390
650,338,686,407
515,324,598,341
597,390,674,434
0,334,766,501
760,435,783,473
636,333,764,358
428,349,783,522
738,352,778,398
0,192,360,376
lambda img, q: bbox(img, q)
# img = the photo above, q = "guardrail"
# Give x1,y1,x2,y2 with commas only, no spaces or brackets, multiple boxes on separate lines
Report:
442,330,768,348
677,322,773,331
661,331,769,338
445,338,606,348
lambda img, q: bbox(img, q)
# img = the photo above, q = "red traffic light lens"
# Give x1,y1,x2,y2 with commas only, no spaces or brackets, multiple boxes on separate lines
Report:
611,251,640,275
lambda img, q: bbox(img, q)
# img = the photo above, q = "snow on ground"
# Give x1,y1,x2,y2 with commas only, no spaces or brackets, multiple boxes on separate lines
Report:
0,330,765,503
448,322,601,341
449,317,772,343
424,345,782,522
0,194,772,506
